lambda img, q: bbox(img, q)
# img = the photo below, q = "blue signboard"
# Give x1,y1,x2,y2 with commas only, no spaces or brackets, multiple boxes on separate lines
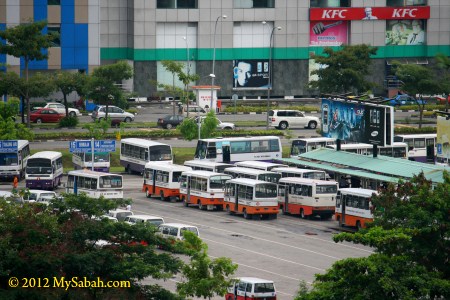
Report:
69,140,116,153
0,140,18,153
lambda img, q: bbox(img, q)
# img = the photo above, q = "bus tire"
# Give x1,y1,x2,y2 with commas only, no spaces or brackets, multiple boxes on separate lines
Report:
226,205,233,215
337,216,344,227
145,189,151,198
270,214,278,220
300,209,306,219
243,209,251,220
160,191,166,201
126,165,132,175
199,202,205,210
356,221,362,231
183,198,189,207
216,205,224,211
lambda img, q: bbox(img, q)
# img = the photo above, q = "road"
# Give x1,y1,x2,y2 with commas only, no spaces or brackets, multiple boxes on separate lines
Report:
0,175,372,299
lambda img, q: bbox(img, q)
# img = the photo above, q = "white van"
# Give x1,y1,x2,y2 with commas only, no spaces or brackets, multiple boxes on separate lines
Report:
23,189,58,204
124,214,165,226
108,209,134,221
226,277,277,300
182,105,207,117
157,223,199,241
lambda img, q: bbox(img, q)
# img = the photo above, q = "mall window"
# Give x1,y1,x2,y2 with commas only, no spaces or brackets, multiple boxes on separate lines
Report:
157,0,197,8
387,0,427,6
234,0,275,8
48,25,61,47
310,0,350,7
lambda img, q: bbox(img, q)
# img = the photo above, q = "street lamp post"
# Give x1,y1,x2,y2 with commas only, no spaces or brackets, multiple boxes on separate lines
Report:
211,15,227,111
263,22,281,129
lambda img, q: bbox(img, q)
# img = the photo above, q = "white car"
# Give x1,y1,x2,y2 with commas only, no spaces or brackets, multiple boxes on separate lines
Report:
124,214,165,226
193,116,235,130
40,102,82,117
91,105,135,123
269,110,320,130
23,189,59,205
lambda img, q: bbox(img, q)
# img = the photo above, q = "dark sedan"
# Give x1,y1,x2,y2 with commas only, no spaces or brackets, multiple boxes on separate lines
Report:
30,108,64,123
157,115,184,129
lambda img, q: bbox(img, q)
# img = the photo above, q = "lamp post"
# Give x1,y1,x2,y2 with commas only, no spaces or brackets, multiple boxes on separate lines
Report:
211,15,227,111
263,22,281,129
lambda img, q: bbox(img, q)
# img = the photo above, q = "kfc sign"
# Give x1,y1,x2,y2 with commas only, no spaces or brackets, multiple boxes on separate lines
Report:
310,6,430,21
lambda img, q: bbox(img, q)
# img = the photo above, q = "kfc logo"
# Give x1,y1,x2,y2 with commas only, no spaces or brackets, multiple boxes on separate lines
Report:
321,10,347,19
392,8,418,18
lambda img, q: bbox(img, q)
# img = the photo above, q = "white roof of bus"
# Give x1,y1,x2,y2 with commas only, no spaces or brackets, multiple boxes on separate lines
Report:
278,177,337,185
184,160,233,167
224,167,277,175
238,277,274,284
18,140,29,148
28,151,62,159
226,178,277,186
181,170,232,178
327,142,408,150
294,137,336,143
200,136,280,142
144,162,192,172
338,188,378,197
271,167,325,174
68,169,121,178
234,161,286,168
395,134,436,138
121,138,171,147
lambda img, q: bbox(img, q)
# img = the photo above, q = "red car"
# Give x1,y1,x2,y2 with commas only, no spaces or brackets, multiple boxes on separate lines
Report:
30,108,64,123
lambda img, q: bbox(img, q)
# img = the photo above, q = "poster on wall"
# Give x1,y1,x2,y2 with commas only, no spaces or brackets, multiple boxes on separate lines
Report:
321,99,392,146
232,60,269,90
310,21,348,46
436,116,450,165
385,19,426,45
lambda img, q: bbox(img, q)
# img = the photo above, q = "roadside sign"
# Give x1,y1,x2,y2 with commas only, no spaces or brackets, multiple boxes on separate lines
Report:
69,140,116,153
0,140,18,153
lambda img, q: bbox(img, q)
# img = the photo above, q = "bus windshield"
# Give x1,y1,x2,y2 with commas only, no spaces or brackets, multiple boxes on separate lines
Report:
85,152,110,162
0,153,18,166
26,158,52,174
255,184,278,198
99,175,123,188
150,145,172,161
316,185,337,194
209,175,231,189
254,282,275,293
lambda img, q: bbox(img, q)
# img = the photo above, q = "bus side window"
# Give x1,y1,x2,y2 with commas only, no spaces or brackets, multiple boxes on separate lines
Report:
246,283,253,293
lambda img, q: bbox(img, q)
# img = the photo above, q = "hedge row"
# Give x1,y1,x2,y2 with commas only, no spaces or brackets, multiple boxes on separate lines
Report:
33,129,284,141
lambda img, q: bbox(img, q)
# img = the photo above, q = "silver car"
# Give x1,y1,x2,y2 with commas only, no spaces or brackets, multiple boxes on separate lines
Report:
91,105,135,122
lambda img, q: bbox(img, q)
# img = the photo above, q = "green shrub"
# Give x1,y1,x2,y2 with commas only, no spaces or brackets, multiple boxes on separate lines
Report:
58,116,79,128
126,107,138,115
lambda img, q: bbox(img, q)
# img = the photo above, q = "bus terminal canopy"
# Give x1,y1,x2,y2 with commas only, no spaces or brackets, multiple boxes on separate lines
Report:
279,148,449,185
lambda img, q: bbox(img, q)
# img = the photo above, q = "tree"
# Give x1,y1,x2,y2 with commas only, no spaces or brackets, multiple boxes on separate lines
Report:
88,61,133,120
178,111,219,141
295,172,450,299
394,63,440,128
53,71,89,117
435,53,450,111
0,98,34,140
309,44,378,95
0,20,57,127
0,193,185,299
176,231,238,300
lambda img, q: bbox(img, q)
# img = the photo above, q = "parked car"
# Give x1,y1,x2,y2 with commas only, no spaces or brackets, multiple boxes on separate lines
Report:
91,105,135,123
269,110,320,130
30,108,65,123
181,105,207,117
107,208,134,221
124,214,165,226
157,115,185,129
157,223,199,241
37,102,82,117
387,94,427,106
192,116,235,130
23,189,58,204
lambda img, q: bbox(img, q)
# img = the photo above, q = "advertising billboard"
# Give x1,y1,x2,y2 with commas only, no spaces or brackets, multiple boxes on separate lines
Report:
310,6,430,21
310,21,348,46
436,116,450,165
321,99,393,146
385,19,426,45
232,60,269,90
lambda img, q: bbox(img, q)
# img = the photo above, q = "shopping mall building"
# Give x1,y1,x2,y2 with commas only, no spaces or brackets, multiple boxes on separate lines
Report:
1,0,449,100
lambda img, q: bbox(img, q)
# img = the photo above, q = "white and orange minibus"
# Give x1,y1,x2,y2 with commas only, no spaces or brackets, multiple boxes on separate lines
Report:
278,177,338,219
179,170,232,211
142,162,192,201
335,188,377,229
224,178,279,220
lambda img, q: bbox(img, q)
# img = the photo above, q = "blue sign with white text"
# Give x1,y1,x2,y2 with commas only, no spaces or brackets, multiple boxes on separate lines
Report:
0,140,18,153
69,140,116,153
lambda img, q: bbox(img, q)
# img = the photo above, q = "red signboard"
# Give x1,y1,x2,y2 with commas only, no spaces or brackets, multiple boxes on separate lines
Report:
310,6,430,21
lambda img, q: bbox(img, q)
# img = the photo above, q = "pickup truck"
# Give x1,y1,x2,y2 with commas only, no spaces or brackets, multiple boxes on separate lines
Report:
36,102,82,117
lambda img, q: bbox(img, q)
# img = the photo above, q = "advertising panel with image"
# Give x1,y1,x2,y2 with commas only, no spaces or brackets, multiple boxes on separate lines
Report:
232,60,269,90
436,116,450,166
385,19,426,45
321,99,391,146
310,21,348,46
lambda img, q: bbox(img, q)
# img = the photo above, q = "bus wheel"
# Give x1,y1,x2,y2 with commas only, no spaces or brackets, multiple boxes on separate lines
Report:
199,202,205,210
270,214,278,220
126,165,132,174
160,191,166,201
337,216,344,227
356,221,362,231
145,189,151,198
216,205,224,211
243,209,251,220
183,198,189,207
300,209,306,219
